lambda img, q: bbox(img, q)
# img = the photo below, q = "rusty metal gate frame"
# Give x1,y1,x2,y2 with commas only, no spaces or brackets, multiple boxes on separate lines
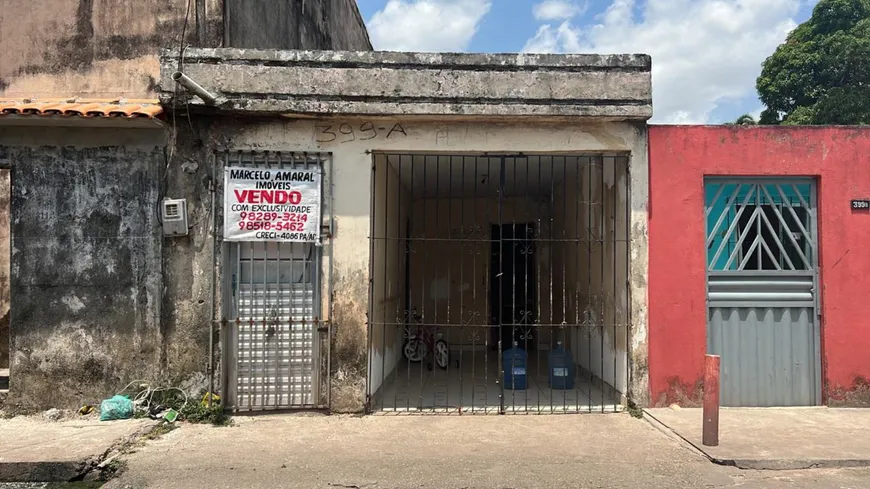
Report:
218,150,333,412
366,152,632,415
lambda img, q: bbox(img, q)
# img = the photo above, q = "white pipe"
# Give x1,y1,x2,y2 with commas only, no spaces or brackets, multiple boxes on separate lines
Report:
172,71,218,106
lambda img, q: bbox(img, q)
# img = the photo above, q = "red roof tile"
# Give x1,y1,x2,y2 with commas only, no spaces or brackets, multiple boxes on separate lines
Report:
0,98,163,119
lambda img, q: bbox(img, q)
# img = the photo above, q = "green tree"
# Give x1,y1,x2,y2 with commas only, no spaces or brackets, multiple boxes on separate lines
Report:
756,0,870,125
733,114,758,125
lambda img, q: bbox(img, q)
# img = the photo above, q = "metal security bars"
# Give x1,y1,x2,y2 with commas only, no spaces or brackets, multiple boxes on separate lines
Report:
706,180,816,273
221,151,330,412
368,153,631,414
704,178,820,406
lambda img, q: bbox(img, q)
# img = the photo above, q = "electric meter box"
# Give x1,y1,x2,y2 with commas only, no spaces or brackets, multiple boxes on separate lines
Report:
161,198,189,236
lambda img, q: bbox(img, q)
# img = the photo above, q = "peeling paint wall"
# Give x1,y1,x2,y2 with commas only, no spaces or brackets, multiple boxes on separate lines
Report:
0,0,223,99
0,0,370,100
180,117,649,412
0,127,165,410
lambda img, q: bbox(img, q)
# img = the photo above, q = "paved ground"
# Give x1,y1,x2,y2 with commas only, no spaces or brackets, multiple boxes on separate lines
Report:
646,407,870,469
374,353,618,413
0,416,159,482
102,413,870,489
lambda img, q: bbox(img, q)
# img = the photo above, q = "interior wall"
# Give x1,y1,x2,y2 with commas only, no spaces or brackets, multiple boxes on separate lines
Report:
369,156,410,396
406,197,553,348
552,158,629,395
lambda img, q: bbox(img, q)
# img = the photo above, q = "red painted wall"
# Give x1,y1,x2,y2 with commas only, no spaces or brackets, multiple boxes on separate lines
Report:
648,125,870,407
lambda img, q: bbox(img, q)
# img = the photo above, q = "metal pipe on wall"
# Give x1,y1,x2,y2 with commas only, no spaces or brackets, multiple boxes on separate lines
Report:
327,153,335,410
172,72,218,106
208,154,218,408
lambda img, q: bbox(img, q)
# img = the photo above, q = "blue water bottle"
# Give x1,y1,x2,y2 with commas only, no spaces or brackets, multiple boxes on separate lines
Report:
548,341,575,390
503,342,528,390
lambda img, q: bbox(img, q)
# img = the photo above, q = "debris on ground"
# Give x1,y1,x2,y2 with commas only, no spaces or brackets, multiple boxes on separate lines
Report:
41,408,63,422
99,395,134,422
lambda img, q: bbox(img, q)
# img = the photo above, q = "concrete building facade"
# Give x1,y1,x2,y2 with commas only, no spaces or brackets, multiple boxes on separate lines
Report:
160,49,652,413
0,0,371,410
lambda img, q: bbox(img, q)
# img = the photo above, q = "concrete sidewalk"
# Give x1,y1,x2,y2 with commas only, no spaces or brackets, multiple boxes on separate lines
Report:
646,407,870,470
0,416,160,482
102,413,870,489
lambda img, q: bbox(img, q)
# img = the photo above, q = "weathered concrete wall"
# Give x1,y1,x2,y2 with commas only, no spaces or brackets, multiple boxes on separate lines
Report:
0,170,9,370
160,119,219,401
174,117,649,412
160,49,652,120
0,127,166,410
648,125,870,408
226,0,371,50
0,0,223,99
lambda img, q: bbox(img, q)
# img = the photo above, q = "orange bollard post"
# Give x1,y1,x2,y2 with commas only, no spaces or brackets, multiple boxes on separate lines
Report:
702,354,720,447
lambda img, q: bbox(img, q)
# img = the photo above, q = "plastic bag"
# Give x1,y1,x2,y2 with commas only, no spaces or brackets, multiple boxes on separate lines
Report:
99,395,133,421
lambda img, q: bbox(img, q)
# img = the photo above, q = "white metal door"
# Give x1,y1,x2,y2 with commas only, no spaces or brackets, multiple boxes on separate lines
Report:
221,151,328,411
229,241,318,409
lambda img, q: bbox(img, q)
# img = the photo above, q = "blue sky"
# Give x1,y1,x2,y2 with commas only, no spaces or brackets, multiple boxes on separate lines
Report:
356,0,819,124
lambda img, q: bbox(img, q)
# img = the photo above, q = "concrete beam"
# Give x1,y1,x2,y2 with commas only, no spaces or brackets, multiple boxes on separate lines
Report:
160,48,652,120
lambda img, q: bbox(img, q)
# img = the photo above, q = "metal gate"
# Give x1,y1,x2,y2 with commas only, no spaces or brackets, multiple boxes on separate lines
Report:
705,178,820,406
368,153,631,414
222,151,328,411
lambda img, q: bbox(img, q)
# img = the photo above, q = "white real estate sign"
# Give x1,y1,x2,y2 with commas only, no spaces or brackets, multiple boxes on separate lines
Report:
223,166,321,242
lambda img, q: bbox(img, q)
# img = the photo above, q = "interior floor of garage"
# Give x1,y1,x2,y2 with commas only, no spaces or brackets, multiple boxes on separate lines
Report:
373,352,621,414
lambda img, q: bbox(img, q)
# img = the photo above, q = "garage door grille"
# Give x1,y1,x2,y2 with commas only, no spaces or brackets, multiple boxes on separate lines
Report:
368,153,631,414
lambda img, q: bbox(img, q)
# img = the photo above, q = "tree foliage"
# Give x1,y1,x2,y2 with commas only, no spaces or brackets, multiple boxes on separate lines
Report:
756,0,870,125
733,114,758,125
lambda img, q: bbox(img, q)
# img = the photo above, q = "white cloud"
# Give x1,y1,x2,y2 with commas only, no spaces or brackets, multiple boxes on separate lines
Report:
367,0,492,52
523,0,807,123
533,0,588,21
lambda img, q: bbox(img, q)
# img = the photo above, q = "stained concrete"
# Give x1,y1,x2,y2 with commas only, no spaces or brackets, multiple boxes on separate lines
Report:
646,407,870,470
0,417,160,482
104,414,870,489
0,0,223,99
0,128,166,410
159,49,652,119
226,0,371,51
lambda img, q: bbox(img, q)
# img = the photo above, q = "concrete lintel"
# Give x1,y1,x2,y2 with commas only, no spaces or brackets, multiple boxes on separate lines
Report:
213,99,653,120
161,47,652,70
159,48,652,120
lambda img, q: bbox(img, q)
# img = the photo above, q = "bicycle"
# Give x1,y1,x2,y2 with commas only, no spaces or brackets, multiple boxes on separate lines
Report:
402,308,450,370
